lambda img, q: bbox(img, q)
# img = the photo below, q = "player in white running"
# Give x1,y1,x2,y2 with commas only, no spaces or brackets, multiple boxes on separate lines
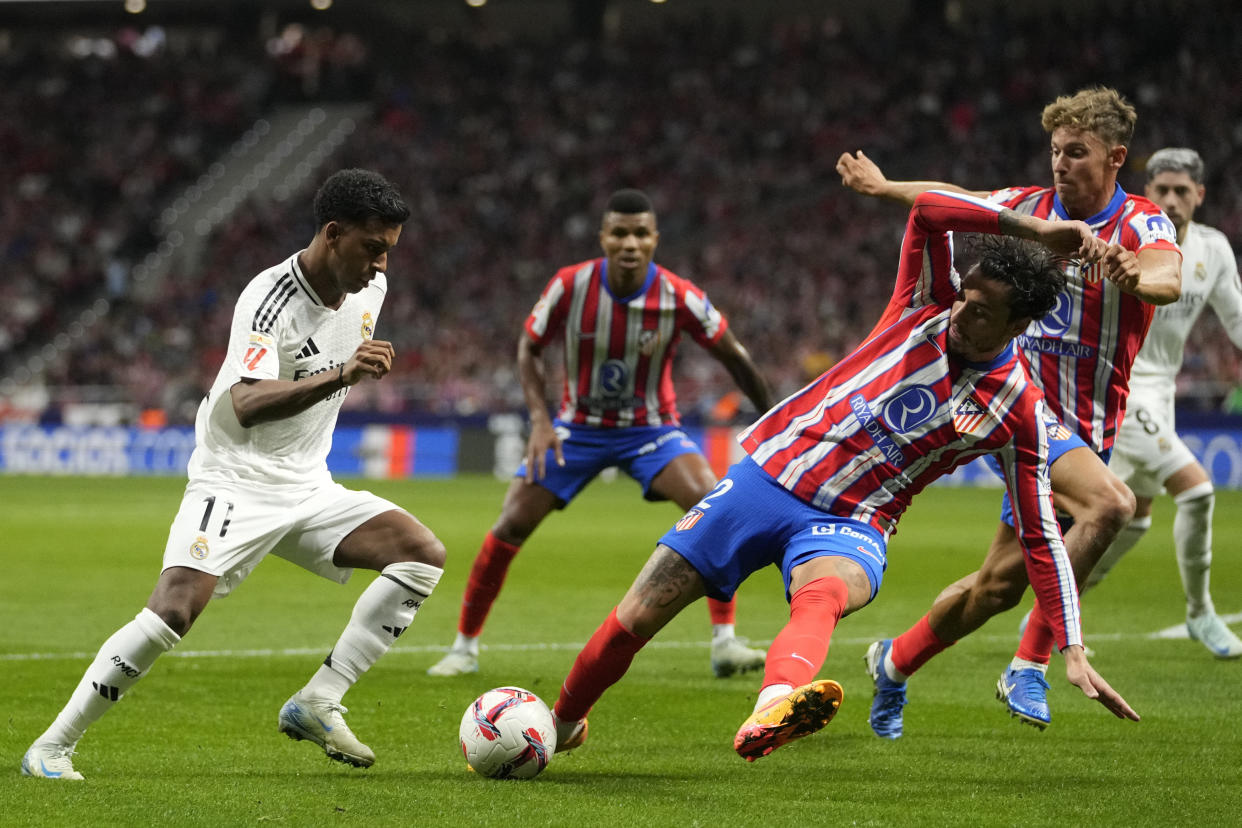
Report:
22,169,447,781
1085,148,1242,658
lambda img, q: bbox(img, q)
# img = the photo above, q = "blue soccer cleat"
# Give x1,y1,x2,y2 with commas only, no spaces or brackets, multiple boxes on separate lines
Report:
864,639,908,739
996,666,1051,729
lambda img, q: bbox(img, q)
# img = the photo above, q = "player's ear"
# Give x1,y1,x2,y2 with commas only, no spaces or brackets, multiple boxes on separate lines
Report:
1007,316,1032,339
1108,144,1127,172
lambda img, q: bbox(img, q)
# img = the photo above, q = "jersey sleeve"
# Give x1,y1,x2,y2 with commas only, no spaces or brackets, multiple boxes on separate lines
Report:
997,393,1084,650
229,278,285,382
523,271,570,346
678,279,728,348
1121,196,1181,256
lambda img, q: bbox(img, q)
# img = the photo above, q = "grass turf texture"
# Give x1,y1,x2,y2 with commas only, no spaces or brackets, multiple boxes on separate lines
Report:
2,474,1240,826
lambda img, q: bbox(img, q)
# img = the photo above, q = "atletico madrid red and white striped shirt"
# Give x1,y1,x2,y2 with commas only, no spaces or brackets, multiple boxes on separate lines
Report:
740,190,1083,648
524,259,726,428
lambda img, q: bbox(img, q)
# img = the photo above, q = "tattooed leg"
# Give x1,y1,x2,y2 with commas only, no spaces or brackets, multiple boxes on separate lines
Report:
616,544,709,638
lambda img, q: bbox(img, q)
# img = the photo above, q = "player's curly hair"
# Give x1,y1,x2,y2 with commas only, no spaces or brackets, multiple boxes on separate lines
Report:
313,168,410,229
967,234,1068,321
1041,86,1136,148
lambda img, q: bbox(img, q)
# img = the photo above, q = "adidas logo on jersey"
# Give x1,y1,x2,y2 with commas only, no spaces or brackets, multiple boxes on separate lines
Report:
294,338,321,360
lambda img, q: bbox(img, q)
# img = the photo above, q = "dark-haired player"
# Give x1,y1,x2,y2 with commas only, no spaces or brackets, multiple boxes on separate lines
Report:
427,189,774,679
838,86,1182,734
23,169,445,780
547,190,1139,762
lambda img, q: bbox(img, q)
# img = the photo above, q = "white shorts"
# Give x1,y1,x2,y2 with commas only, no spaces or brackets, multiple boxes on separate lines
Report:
1110,390,1197,499
161,479,403,597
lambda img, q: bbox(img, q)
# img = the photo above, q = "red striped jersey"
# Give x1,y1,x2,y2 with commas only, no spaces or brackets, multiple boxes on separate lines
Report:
524,259,727,427
987,183,1181,451
740,191,1081,647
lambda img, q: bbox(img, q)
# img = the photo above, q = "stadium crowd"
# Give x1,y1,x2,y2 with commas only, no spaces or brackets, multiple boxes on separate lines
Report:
3,0,1240,423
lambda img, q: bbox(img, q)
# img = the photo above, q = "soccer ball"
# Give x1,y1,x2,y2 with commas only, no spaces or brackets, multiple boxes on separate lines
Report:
459,686,557,779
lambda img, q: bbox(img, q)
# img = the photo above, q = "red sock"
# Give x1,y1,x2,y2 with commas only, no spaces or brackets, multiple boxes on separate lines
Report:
458,532,520,637
889,614,953,677
707,596,735,626
761,577,848,689
554,608,650,723
1015,601,1054,665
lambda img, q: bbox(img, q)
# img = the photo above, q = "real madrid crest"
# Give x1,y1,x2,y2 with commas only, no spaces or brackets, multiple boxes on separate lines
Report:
361,312,375,340
191,536,210,560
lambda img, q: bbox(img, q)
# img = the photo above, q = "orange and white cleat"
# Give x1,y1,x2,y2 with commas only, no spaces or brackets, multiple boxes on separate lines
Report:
733,680,843,762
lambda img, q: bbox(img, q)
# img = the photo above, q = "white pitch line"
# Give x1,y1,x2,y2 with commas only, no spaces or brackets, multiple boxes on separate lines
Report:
5,615,1240,663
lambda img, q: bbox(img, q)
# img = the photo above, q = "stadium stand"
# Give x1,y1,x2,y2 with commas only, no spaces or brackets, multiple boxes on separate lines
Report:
1,0,1238,424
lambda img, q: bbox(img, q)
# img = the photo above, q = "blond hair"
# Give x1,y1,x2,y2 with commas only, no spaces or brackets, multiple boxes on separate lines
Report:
1040,86,1137,148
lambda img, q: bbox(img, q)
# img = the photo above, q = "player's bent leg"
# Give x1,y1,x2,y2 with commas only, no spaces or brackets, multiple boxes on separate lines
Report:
1050,448,1135,581
651,452,767,677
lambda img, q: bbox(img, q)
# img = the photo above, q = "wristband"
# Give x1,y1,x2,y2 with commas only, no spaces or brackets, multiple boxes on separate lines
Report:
337,364,345,389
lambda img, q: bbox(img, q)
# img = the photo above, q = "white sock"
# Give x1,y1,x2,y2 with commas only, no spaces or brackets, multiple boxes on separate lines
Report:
712,624,736,642
304,562,442,703
1008,658,1048,674
1174,483,1215,618
755,683,793,711
883,650,908,683
38,608,180,747
1083,515,1151,593
451,632,480,656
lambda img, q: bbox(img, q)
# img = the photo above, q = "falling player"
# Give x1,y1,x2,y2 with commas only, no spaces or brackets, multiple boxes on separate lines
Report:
838,85,1182,735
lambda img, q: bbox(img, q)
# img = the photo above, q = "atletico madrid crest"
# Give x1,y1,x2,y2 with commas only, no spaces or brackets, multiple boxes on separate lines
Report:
675,509,704,531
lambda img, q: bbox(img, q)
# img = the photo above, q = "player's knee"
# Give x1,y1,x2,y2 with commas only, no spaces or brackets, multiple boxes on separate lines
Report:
149,603,197,637
398,532,446,569
1085,480,1135,535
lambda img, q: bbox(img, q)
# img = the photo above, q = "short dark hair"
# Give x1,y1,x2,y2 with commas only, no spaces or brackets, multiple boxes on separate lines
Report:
966,235,1067,321
605,189,654,215
313,169,410,229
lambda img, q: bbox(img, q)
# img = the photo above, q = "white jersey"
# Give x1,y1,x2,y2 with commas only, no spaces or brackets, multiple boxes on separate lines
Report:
187,251,387,487
1128,221,1242,397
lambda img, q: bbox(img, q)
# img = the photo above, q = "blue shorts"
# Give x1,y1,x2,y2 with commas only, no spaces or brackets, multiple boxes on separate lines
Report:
985,418,1108,526
658,456,887,603
515,420,703,507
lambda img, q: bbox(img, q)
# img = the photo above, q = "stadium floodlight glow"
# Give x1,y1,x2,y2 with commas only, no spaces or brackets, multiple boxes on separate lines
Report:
124,0,146,13
465,0,486,7
310,0,332,9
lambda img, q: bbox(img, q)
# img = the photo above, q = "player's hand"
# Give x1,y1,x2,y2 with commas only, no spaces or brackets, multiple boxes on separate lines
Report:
1099,244,1143,292
343,339,395,385
1032,219,1107,263
524,419,565,483
1062,644,1140,722
836,150,889,196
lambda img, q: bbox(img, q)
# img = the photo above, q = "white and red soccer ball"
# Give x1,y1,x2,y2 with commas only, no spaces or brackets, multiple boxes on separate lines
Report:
459,686,556,779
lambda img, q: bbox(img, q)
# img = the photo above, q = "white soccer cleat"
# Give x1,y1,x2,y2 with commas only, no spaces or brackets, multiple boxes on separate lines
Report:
710,636,766,678
551,712,588,754
21,742,84,781
278,691,376,768
426,649,479,677
1186,613,1242,659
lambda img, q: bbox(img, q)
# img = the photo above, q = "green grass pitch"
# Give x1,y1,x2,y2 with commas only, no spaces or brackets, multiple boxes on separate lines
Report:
2,475,1240,826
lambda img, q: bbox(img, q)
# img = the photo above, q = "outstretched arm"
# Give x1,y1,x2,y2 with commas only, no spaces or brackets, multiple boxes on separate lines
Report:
837,150,986,206
707,329,773,415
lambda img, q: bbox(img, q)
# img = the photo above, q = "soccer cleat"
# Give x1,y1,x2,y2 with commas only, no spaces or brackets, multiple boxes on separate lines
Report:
552,713,588,754
21,742,84,781
426,649,479,677
710,636,766,678
278,691,376,768
732,679,843,762
1187,613,1242,659
997,667,1051,729
863,639,908,739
